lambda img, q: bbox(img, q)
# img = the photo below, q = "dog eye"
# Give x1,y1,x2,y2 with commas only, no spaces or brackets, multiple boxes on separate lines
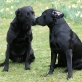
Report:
31,11,35,15
32,11,34,14
26,13,30,16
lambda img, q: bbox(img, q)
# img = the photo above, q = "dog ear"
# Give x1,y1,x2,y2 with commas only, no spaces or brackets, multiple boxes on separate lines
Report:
52,10,64,18
15,8,21,20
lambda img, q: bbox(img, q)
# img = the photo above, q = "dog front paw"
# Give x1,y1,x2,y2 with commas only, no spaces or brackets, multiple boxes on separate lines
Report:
67,76,73,80
2,66,9,72
64,69,68,73
45,69,54,77
67,73,73,80
25,63,30,70
2,69,8,72
25,67,30,70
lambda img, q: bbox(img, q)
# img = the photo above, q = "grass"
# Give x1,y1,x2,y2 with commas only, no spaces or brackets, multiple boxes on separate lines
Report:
0,0,82,82
0,19,82,82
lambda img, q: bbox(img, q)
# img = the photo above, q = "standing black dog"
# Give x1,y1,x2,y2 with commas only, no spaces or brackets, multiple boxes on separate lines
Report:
0,6,35,71
36,8,82,79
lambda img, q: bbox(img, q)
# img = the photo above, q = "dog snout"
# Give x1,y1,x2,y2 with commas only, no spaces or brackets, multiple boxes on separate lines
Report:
35,17,46,26
32,18,36,26
35,17,39,24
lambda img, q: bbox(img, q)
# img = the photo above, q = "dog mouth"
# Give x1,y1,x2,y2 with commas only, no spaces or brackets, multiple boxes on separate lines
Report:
36,18,46,26
26,18,36,26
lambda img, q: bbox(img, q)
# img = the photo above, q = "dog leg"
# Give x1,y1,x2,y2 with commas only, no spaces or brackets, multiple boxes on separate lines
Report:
3,44,10,72
25,53,30,70
28,48,35,64
25,44,31,70
65,49,73,79
47,50,57,76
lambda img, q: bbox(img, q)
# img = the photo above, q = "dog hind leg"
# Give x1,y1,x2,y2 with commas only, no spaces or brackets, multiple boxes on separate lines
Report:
0,62,5,66
73,59,82,70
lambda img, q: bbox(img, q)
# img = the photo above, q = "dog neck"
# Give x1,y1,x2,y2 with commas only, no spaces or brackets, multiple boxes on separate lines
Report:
11,18,31,33
48,18,65,28
48,18,70,36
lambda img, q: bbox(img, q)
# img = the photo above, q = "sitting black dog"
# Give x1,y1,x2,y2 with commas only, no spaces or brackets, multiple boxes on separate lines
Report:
0,6,35,71
36,8,82,79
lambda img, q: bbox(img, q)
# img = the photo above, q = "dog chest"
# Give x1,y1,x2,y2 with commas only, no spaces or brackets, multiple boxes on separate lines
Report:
11,43,27,55
50,36,62,52
11,34,31,55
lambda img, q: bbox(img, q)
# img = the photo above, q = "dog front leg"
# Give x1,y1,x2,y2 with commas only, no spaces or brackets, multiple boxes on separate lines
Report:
65,49,73,79
25,43,31,70
3,44,10,72
47,49,57,75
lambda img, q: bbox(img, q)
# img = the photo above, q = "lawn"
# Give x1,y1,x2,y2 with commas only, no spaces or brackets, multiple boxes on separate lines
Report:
0,0,82,82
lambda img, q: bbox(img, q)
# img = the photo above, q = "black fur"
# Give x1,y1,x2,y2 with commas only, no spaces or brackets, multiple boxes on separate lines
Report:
36,8,82,79
0,6,35,71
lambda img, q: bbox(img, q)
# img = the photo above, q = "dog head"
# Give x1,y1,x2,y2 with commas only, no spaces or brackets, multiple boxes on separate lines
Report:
36,8,64,26
15,6,36,26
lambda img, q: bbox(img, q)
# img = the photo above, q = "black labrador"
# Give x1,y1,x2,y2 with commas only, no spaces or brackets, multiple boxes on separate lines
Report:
0,6,35,71
36,8,82,79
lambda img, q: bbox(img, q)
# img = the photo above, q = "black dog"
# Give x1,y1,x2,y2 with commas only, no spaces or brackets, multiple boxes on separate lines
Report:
36,8,82,79
0,6,35,71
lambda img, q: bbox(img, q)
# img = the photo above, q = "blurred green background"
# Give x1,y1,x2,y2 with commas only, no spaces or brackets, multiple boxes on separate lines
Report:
0,0,82,22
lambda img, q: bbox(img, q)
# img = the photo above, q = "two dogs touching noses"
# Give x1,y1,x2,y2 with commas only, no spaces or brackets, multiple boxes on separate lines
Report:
0,6,82,79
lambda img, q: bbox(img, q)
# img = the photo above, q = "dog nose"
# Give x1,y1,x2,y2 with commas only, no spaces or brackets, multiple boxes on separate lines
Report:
32,18,36,26
34,18,36,22
35,18,39,24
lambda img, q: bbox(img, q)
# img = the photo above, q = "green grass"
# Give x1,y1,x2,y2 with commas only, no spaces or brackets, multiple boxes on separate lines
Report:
0,19,82,82
0,0,82,82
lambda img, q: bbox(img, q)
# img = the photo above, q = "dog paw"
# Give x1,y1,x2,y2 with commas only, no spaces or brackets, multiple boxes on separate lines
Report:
67,76,73,80
0,63,5,66
25,63,30,70
45,73,51,77
45,70,54,77
2,69,8,72
25,65,30,70
25,68,30,70
63,69,68,73
67,74,73,80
